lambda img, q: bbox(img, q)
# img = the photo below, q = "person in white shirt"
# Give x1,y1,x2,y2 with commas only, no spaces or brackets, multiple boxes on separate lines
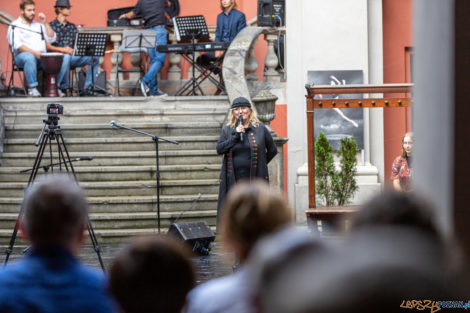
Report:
7,0,57,97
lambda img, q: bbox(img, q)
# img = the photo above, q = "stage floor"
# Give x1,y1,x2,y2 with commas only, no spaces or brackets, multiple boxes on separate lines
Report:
0,241,235,284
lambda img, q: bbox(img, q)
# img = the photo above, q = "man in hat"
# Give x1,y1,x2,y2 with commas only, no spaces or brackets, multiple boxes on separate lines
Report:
7,0,57,97
46,0,99,96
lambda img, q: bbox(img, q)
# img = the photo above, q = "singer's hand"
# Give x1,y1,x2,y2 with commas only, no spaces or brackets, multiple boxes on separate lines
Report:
236,125,245,133
37,13,47,24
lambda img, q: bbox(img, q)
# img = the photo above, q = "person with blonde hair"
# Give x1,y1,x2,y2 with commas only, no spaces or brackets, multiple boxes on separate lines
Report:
184,180,293,313
391,132,413,191
216,97,277,228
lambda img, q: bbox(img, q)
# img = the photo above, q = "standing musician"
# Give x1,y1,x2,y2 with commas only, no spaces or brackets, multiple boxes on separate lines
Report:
198,0,246,94
46,0,99,97
7,0,57,97
119,0,168,97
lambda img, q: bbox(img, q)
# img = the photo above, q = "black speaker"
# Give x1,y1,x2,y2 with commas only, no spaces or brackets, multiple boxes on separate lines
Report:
168,221,215,255
258,0,285,27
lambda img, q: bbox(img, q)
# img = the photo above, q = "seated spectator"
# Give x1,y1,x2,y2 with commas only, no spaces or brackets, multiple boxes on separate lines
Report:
183,179,293,313
109,235,195,313
256,191,459,313
0,174,118,313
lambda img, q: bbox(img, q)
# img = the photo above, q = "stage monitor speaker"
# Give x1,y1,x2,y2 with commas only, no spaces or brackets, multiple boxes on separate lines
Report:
168,221,215,255
257,0,285,27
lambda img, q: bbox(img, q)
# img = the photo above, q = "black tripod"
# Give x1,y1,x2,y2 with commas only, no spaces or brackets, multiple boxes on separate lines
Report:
3,109,105,271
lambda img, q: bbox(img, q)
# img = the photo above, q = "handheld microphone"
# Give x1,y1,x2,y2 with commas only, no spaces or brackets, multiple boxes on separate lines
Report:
238,115,244,141
79,156,93,161
40,26,44,41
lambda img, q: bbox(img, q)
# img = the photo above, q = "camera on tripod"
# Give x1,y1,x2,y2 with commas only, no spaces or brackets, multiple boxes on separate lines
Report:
47,103,63,116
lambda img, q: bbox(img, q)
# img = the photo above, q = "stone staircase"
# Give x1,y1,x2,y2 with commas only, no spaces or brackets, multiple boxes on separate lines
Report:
0,96,229,243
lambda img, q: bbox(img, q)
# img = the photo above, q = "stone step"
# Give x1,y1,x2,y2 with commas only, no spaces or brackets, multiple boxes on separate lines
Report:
0,96,228,243
0,179,220,197
0,210,217,230
0,150,221,166
3,109,227,124
4,122,223,138
0,164,221,182
0,95,229,111
3,136,219,152
0,194,218,213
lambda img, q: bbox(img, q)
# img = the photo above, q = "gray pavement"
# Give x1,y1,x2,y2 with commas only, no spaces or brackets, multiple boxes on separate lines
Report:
0,242,235,284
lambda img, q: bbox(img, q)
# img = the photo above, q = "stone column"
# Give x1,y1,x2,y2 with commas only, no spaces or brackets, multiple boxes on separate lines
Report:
167,33,182,81
129,51,143,81
110,34,123,83
245,40,259,81
263,32,281,82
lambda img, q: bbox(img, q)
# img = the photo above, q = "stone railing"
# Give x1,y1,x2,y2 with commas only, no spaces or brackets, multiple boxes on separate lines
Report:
79,25,285,94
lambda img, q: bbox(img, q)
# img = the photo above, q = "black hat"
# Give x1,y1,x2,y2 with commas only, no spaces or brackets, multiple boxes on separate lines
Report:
55,0,71,8
231,97,251,109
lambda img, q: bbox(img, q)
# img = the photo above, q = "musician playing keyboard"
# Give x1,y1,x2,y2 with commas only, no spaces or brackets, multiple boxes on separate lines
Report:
197,0,246,94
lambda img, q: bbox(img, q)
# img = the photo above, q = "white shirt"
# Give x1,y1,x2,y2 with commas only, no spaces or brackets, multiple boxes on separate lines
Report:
7,17,56,55
183,267,257,313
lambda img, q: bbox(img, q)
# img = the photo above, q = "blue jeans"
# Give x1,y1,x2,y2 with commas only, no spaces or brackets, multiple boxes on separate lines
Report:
14,52,43,88
58,54,99,90
143,26,167,95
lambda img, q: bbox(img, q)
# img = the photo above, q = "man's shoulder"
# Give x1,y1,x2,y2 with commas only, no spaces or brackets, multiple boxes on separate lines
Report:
49,18,59,26
10,17,28,28
11,17,22,26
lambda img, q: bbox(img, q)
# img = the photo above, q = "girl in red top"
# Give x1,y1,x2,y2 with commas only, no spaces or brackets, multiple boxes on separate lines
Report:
391,132,413,192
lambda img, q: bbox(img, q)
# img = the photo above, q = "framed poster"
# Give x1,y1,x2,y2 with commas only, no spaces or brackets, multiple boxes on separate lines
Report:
307,70,364,150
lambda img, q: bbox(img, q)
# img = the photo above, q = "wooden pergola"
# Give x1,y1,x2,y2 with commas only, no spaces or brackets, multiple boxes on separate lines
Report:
304,83,413,219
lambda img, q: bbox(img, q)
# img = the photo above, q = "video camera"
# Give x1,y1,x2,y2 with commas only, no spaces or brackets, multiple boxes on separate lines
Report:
47,103,64,115
44,103,64,126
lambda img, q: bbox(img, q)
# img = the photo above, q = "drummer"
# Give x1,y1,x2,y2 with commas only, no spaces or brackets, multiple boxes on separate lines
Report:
46,0,99,97
7,0,59,97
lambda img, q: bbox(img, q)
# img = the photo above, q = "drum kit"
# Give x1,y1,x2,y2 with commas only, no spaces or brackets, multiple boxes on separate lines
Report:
40,52,63,97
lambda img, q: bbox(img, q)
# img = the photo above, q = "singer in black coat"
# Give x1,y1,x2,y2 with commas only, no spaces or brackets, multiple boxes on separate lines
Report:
216,97,277,229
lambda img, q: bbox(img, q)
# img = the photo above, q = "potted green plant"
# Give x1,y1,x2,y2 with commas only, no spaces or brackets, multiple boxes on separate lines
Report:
313,132,359,233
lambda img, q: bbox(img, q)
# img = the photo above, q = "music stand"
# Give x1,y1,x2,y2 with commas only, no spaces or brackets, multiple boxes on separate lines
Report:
74,33,110,96
173,15,209,95
115,29,156,95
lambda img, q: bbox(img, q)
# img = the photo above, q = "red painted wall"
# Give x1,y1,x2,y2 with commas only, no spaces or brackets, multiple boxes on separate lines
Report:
1,0,268,80
383,0,413,186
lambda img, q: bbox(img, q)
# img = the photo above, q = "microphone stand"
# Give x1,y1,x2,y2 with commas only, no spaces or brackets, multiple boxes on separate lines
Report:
110,121,179,233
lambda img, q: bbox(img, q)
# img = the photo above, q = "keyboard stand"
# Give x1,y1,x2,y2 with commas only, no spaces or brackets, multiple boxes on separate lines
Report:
175,53,224,96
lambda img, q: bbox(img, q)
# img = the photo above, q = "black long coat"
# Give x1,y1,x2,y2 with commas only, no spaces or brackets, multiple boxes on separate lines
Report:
216,123,277,228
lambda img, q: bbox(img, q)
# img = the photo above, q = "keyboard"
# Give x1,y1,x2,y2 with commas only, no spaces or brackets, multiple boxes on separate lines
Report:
157,42,231,53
